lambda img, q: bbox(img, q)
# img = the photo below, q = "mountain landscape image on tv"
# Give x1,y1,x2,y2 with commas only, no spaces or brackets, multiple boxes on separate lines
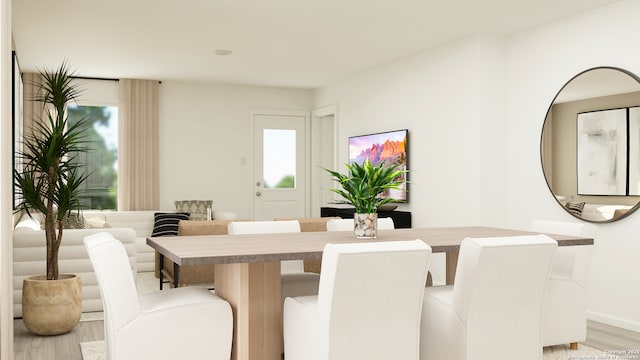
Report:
349,129,408,202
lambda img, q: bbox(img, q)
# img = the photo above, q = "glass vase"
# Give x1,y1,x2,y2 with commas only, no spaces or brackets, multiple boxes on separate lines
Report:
354,213,378,238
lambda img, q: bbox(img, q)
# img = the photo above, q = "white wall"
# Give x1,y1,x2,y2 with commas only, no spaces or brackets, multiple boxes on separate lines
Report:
505,0,640,332
314,0,640,332
315,35,509,227
1,0,13,357
313,35,508,284
75,78,119,106
314,0,640,331
158,81,312,219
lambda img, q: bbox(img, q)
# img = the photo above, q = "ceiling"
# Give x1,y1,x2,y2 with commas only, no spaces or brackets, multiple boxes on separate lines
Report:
12,0,621,89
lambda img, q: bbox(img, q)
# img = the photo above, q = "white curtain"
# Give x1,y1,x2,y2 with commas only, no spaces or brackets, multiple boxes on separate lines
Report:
118,79,159,210
21,72,46,140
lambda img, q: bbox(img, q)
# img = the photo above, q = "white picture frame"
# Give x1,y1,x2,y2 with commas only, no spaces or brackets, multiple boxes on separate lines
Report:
577,108,627,196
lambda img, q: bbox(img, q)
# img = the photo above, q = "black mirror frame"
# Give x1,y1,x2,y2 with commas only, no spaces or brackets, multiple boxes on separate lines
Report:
540,66,640,223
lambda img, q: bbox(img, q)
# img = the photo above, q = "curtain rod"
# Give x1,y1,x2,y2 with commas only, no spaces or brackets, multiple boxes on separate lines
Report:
71,76,118,82
71,76,162,84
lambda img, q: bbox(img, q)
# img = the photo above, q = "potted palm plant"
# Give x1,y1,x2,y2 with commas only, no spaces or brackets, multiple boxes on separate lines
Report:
14,62,90,335
324,159,407,238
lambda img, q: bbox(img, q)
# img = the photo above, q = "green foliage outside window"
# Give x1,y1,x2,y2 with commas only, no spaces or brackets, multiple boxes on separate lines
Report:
275,175,295,188
67,105,118,209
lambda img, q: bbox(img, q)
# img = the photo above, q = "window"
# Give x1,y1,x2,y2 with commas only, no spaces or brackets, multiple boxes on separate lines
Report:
263,129,296,188
67,105,118,209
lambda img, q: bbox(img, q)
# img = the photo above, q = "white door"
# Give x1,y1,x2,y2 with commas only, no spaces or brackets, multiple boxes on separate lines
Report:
253,112,308,220
310,106,337,217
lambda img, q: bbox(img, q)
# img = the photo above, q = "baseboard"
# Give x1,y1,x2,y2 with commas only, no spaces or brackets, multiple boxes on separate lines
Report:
588,311,640,333
585,319,640,351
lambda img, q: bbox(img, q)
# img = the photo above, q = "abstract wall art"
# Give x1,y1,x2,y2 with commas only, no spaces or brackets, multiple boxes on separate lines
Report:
577,108,627,196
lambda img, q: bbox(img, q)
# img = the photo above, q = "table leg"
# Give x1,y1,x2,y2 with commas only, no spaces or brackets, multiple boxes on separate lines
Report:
446,251,459,285
159,254,164,290
214,262,282,360
173,262,180,288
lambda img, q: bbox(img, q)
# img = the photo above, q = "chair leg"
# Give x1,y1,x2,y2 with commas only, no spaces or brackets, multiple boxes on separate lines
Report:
569,342,578,350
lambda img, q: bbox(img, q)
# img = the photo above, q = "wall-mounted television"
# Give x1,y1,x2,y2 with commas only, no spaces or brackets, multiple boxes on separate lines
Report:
348,129,408,202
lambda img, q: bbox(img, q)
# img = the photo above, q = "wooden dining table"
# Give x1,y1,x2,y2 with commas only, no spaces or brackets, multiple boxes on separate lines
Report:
147,226,593,360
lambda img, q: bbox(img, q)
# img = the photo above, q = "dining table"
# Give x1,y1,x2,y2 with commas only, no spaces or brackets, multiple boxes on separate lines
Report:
147,226,593,360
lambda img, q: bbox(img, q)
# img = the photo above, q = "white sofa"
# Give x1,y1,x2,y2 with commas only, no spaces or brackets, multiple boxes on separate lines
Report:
13,224,136,317
13,209,237,318
581,204,632,221
91,211,158,272
12,210,158,318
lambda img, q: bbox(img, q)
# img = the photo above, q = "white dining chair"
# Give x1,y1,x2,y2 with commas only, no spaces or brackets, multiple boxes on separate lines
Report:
324,216,428,285
227,220,320,300
326,217,395,231
84,232,233,360
420,235,557,360
530,219,594,349
284,239,431,360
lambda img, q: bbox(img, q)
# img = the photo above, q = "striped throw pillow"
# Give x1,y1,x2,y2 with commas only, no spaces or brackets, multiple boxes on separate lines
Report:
565,202,585,217
151,212,190,237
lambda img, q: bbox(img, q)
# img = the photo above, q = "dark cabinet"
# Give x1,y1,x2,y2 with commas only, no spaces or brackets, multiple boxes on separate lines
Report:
320,207,412,229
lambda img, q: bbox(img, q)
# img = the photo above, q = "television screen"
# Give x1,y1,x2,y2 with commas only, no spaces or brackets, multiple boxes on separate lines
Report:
348,129,408,202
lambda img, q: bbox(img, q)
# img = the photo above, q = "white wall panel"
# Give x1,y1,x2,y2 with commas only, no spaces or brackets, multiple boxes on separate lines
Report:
313,35,507,285
158,82,311,220
313,0,640,331
505,0,640,332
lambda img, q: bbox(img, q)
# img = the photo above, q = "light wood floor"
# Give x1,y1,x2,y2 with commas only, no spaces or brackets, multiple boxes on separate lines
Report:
14,318,103,360
14,271,158,360
14,318,640,359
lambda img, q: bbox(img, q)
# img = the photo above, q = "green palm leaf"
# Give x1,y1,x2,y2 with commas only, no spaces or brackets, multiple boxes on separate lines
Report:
324,159,408,213
13,62,90,280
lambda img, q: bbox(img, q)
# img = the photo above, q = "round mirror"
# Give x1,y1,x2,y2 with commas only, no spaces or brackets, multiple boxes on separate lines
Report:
541,66,640,223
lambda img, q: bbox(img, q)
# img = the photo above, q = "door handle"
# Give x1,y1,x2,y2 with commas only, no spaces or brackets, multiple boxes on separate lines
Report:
256,191,262,197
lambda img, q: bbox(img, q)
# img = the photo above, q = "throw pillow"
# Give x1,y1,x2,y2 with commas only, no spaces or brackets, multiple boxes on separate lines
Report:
174,200,213,221
38,211,85,229
565,201,585,217
61,212,85,229
151,212,190,237
84,216,112,229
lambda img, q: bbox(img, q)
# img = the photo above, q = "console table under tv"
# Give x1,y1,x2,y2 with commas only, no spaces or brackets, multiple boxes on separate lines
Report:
321,206,412,228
